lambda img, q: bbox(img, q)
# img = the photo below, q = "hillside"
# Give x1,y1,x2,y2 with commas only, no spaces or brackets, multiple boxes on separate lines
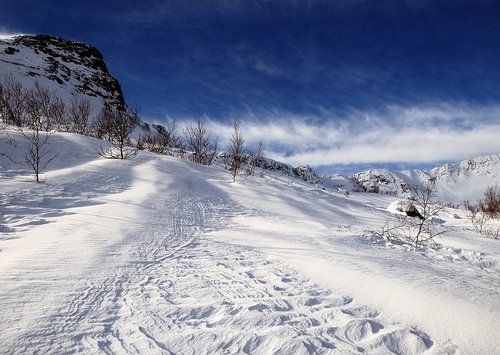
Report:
0,129,499,354
0,34,124,111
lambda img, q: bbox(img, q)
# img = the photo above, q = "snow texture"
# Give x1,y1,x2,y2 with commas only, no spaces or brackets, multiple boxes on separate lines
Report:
1,129,499,354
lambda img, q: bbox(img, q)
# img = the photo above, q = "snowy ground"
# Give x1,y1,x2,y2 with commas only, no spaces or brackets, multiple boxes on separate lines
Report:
1,131,499,354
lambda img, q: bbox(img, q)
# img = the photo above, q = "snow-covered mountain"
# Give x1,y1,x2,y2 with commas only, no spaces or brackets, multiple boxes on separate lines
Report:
0,34,124,110
350,154,500,203
245,153,500,203
350,169,424,197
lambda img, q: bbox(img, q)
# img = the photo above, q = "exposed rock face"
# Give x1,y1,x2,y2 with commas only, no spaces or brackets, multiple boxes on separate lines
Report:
351,169,413,196
294,165,321,184
0,34,125,109
254,157,301,178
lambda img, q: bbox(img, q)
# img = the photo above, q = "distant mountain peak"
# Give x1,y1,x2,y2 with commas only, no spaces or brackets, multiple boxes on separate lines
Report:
349,154,500,203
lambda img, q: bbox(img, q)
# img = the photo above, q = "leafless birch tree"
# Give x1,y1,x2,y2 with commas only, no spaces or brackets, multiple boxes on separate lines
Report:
226,121,246,182
183,119,217,165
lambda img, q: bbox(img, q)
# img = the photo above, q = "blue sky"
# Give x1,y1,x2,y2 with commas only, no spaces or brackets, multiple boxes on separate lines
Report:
2,0,500,174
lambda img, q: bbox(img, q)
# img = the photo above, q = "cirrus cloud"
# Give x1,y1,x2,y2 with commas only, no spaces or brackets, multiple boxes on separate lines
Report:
192,103,500,173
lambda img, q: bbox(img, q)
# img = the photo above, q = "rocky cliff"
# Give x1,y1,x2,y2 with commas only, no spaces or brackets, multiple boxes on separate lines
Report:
0,34,124,109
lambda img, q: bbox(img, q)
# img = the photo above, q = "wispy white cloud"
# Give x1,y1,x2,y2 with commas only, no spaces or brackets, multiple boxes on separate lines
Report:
188,104,500,170
274,124,500,167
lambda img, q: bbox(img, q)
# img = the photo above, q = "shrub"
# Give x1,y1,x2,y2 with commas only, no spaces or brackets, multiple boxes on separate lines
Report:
479,184,500,219
378,178,447,248
465,184,500,239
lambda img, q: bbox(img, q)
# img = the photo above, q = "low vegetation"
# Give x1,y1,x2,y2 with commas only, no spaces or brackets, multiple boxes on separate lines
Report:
0,76,266,182
464,184,500,239
377,178,447,248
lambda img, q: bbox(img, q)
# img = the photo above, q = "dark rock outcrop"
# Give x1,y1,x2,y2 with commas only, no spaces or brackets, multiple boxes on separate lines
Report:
0,34,124,108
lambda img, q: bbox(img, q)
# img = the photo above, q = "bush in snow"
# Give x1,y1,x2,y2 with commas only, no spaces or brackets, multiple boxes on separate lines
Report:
68,95,92,135
137,119,181,155
182,119,217,166
378,178,447,248
480,184,500,219
464,184,500,239
245,139,264,178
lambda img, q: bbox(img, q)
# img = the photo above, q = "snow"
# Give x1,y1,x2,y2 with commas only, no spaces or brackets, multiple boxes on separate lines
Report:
1,129,499,354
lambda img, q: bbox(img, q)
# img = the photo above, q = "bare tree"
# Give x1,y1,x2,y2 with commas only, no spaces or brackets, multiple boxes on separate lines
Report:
0,83,10,156
465,184,500,239
20,87,59,182
20,126,58,183
24,82,66,131
93,102,139,159
465,201,494,237
226,121,246,182
479,184,500,219
0,114,16,163
68,95,92,135
183,119,217,165
246,139,264,177
51,95,68,132
378,178,447,247
0,74,25,126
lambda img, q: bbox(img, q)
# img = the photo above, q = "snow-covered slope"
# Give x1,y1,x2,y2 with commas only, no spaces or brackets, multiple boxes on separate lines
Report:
0,34,124,110
350,154,500,203
1,129,499,354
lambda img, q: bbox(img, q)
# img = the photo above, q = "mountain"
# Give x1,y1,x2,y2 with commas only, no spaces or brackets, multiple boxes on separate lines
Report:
2,34,497,204
255,154,500,203
243,153,500,203
349,154,500,203
0,34,124,110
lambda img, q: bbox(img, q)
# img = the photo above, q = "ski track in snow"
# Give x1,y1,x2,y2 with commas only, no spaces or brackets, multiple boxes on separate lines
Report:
0,155,454,355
